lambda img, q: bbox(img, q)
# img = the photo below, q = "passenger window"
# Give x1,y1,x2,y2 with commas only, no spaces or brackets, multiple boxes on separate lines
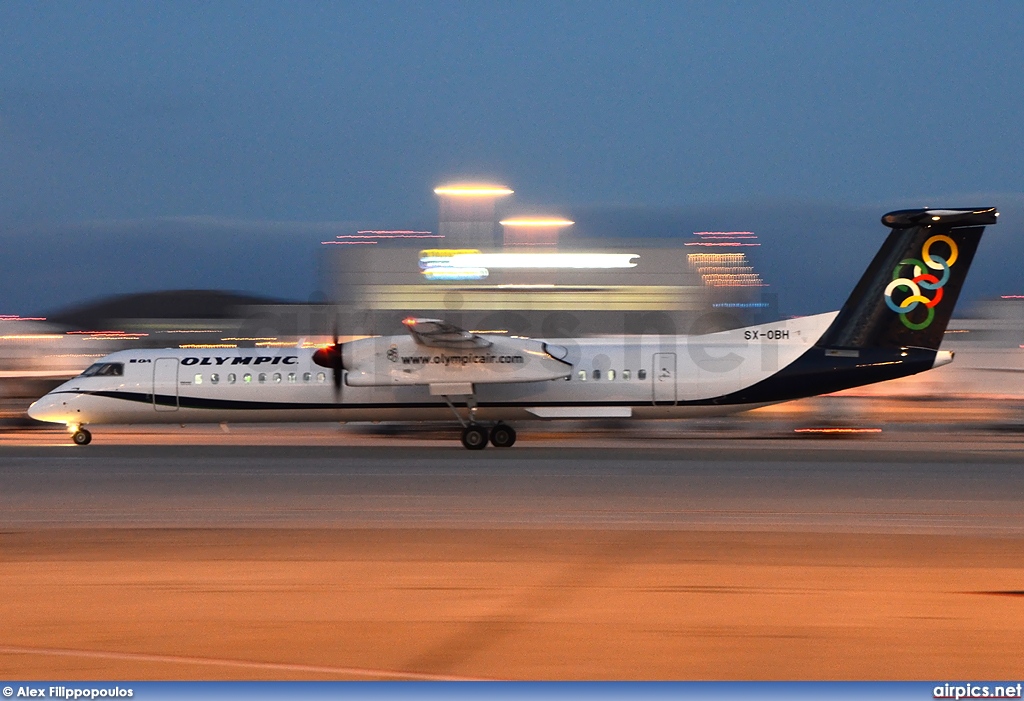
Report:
592,369,601,380
211,373,219,384
273,373,282,383
288,373,296,383
577,370,587,382
316,372,326,383
258,373,267,384
623,370,631,381
194,374,203,385
243,373,252,383
303,372,312,382
228,373,236,384
608,370,615,381
638,369,647,380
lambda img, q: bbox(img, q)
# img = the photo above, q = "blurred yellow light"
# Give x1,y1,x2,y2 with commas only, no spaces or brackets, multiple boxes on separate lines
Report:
794,427,882,434
0,334,63,340
499,218,574,227
434,185,514,197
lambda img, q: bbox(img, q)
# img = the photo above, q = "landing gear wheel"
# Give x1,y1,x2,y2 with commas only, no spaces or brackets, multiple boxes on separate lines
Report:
72,429,92,446
460,424,489,450
490,423,516,448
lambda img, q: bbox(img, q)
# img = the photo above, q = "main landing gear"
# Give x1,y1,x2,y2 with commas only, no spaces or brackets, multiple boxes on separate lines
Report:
489,423,516,448
459,422,517,450
441,394,517,450
71,427,92,446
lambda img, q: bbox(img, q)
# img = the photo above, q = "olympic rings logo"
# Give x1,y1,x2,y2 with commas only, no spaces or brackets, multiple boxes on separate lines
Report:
883,234,959,330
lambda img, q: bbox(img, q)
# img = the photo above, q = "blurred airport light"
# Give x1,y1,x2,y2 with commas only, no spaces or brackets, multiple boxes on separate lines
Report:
435,183,513,248
500,217,573,248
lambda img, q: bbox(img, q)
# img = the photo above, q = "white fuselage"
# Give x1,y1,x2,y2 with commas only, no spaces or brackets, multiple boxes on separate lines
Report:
28,312,837,427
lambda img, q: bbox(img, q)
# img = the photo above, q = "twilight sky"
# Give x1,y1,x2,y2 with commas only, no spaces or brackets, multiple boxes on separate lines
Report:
1,1,1022,315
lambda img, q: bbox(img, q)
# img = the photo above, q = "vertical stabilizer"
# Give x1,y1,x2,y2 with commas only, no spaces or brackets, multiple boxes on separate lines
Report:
815,207,997,350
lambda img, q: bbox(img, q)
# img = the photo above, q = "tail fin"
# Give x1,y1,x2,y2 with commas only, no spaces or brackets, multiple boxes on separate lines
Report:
815,207,997,350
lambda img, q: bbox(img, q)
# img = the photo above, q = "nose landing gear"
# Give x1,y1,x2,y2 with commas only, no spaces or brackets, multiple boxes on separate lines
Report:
70,427,92,446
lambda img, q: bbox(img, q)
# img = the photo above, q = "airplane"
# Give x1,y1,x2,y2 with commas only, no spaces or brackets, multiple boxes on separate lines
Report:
27,206,997,449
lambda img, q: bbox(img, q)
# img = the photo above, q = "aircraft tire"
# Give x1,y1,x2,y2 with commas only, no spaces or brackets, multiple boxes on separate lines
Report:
461,424,489,450
72,429,92,446
490,423,516,448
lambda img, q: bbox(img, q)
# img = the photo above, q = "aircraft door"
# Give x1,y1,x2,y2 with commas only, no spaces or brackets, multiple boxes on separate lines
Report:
652,352,677,405
153,358,179,412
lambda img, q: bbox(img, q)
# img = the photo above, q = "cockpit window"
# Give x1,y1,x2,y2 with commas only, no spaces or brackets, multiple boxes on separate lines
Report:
81,362,124,377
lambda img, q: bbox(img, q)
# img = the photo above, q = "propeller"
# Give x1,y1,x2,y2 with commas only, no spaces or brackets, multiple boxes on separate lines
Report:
312,318,344,398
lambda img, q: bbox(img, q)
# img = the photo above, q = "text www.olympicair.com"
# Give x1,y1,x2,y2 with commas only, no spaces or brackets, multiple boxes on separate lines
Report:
401,353,525,366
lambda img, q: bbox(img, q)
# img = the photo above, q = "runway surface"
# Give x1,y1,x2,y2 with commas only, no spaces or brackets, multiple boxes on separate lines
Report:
1,425,1023,679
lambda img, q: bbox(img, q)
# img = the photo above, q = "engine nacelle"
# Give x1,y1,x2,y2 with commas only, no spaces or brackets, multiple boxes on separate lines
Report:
342,334,572,387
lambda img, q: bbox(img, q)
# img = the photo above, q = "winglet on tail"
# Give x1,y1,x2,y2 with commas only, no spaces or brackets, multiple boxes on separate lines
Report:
815,207,997,350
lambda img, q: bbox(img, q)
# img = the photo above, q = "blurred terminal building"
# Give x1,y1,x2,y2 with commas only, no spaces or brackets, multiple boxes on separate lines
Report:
319,182,774,339
0,182,776,420
6,181,1024,423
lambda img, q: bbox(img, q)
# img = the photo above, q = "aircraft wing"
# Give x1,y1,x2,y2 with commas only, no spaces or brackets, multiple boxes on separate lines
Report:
402,317,493,349
341,319,572,388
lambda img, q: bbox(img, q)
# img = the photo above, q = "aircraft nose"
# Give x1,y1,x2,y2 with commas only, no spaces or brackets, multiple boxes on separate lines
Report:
27,393,70,424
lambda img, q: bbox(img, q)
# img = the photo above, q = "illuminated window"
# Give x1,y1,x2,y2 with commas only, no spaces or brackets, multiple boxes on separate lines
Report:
288,373,296,383
623,370,631,381
194,374,203,385
273,373,282,383
607,370,615,381
638,369,647,380
577,370,587,381
228,373,236,384
592,370,601,380
317,372,326,383
243,373,252,383
258,373,267,384
211,373,219,384
303,372,312,382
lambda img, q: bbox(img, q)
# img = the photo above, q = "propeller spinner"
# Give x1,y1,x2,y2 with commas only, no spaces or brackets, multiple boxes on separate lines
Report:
312,321,344,395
